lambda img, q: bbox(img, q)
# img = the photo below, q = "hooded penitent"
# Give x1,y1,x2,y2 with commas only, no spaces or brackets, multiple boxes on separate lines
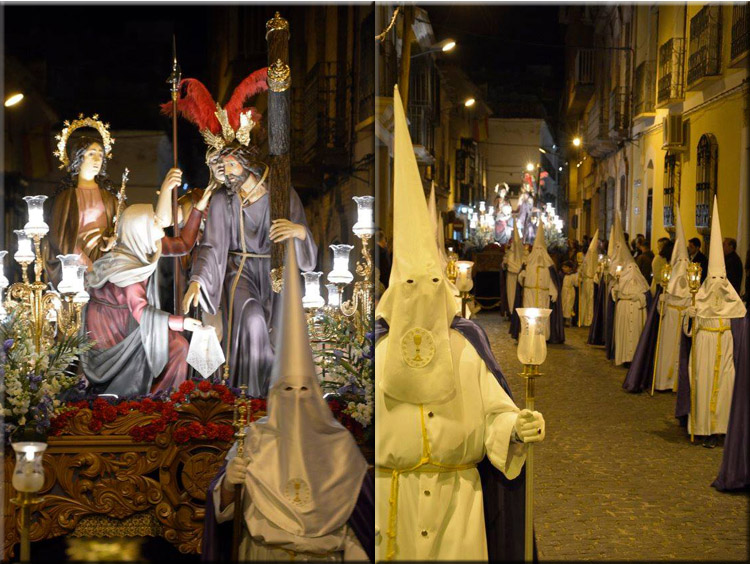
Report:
608,213,628,276
695,197,746,319
375,86,459,405
88,204,163,289
667,205,691,299
242,240,368,538
614,222,649,296
526,223,554,269
583,229,600,279
506,226,524,274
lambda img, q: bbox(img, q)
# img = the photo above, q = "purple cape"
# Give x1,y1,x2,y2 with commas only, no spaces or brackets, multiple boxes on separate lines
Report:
201,459,375,562
604,284,616,360
509,266,565,344
713,311,750,491
376,317,535,562
587,281,606,345
623,286,663,393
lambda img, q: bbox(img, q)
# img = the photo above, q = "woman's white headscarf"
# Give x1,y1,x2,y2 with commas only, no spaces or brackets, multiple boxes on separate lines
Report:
88,204,162,289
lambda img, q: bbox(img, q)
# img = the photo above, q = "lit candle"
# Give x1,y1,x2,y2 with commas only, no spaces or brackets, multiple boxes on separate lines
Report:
73,265,90,304
302,272,325,309
516,308,552,365
326,283,341,308
22,195,49,237
352,196,375,236
455,261,474,292
56,254,81,295
14,230,34,263
327,244,354,284
11,443,47,493
479,201,486,213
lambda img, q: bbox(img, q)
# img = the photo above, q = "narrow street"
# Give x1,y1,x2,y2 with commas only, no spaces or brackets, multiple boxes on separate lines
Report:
476,311,749,561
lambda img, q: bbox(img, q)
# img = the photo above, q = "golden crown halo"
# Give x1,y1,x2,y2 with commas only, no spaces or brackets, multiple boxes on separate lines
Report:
53,113,115,170
200,106,258,151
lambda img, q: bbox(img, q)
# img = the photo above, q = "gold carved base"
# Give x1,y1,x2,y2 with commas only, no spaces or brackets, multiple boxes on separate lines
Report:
2,396,238,560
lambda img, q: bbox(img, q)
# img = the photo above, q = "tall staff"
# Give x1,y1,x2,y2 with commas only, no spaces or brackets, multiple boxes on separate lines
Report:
650,264,672,395
686,262,702,442
266,12,292,292
167,35,184,314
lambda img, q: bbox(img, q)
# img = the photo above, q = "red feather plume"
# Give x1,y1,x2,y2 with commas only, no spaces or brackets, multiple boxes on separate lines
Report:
160,78,221,134
224,68,269,130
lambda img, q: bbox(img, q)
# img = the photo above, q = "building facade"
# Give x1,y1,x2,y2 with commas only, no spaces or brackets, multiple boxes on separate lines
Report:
562,4,748,288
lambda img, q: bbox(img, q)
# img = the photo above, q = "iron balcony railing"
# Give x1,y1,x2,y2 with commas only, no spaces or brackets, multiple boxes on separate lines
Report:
695,183,712,229
731,4,749,61
406,104,435,156
687,5,722,86
574,49,596,86
585,97,608,142
608,86,629,136
658,38,685,104
633,61,656,116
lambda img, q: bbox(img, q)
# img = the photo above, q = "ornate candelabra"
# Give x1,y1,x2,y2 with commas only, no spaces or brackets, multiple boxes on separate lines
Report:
515,307,552,563
4,196,89,352
686,262,702,443
651,263,672,396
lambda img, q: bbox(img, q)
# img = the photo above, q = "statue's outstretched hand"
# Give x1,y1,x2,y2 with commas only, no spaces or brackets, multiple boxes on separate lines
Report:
183,281,201,313
270,219,306,242
183,318,202,332
195,186,215,212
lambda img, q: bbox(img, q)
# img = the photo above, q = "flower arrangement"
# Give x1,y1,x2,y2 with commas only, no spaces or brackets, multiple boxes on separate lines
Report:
311,312,374,430
0,313,91,438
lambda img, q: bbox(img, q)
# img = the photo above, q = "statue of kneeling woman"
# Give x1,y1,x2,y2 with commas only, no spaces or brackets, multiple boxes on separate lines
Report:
81,169,212,397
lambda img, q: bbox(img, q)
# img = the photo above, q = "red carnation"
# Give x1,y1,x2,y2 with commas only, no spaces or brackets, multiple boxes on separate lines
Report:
173,426,191,443
198,380,212,392
179,381,196,394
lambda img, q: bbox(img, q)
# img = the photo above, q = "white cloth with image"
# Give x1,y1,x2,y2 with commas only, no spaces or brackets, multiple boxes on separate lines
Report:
186,325,225,377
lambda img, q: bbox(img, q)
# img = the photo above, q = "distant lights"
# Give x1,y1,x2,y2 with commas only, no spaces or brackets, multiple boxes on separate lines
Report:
559,166,563,172
4,93,24,107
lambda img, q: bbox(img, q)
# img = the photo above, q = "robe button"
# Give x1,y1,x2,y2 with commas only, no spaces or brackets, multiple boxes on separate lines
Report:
421,530,428,537
427,411,434,418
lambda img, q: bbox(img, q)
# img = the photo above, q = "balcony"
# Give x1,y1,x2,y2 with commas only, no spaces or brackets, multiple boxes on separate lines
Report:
633,61,656,118
730,4,749,66
566,49,596,116
687,5,722,89
657,38,685,107
608,86,629,140
584,97,616,157
406,104,435,164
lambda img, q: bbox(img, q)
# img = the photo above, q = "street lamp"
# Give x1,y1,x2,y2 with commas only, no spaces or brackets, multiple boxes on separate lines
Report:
464,97,475,108
538,147,546,154
572,137,582,147
526,163,535,172
411,38,457,58
4,93,24,107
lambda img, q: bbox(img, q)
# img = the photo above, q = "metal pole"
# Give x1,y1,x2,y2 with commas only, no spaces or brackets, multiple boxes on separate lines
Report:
523,369,537,563
168,35,184,315
651,294,665,396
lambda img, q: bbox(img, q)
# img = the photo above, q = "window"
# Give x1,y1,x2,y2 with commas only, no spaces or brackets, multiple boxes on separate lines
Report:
619,175,628,223
687,5,722,87
731,4,750,61
695,134,718,232
663,152,681,230
658,38,685,104
634,61,656,116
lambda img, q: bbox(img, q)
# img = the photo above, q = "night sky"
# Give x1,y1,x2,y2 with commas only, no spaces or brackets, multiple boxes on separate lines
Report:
427,4,566,131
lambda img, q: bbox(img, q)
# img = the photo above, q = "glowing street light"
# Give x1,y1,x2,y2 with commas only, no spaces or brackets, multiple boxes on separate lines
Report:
441,40,456,52
4,93,24,107
538,147,546,154
464,98,475,108
526,163,535,172
572,137,581,147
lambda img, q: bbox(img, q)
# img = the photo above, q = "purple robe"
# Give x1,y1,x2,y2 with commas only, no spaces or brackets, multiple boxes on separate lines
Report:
202,463,374,562
190,187,317,396
623,286,663,392
604,281,616,360
587,281,606,346
375,317,532,562
509,266,565,345
713,311,750,491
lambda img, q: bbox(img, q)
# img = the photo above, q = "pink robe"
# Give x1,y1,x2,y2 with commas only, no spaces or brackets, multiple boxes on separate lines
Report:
85,209,203,393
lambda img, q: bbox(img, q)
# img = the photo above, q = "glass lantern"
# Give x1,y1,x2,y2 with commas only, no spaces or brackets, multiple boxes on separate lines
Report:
22,195,49,237
57,254,82,295
302,272,325,309
687,262,702,293
327,244,354,284
479,201,486,213
11,440,47,493
352,196,375,237
14,230,35,263
73,265,90,304
516,307,552,366
659,263,672,287
326,283,341,308
455,261,474,293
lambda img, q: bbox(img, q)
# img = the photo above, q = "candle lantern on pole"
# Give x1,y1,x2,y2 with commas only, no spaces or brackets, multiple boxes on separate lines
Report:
455,260,474,318
10,428,48,563
650,264,672,396
686,262,702,442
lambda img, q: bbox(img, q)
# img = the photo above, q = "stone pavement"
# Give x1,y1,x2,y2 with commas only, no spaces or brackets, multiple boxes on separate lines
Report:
475,311,749,561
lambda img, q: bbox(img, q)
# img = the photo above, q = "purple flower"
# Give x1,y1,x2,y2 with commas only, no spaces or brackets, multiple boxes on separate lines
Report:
3,338,14,353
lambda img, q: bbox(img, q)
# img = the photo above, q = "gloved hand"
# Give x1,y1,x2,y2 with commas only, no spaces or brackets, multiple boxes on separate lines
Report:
658,293,666,305
223,457,248,490
686,306,697,319
514,409,545,443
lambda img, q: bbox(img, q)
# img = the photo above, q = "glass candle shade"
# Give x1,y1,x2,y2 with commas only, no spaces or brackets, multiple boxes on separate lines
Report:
14,230,35,263
23,195,49,237
327,244,354,284
11,441,47,493
687,262,702,292
516,307,552,365
0,250,8,289
56,254,82,294
615,265,623,278
455,261,474,293
326,283,341,308
352,196,375,236
479,201,486,213
302,272,325,309
660,263,672,287
73,265,90,304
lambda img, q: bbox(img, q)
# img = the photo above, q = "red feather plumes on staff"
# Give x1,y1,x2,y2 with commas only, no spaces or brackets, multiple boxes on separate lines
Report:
224,68,269,130
160,78,221,134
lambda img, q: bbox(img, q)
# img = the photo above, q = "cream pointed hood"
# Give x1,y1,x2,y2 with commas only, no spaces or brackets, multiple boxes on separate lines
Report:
667,205,691,299
695,197,746,319
583,229,599,278
608,213,629,276
243,241,368,537
375,86,459,405
526,224,554,269
506,226,524,273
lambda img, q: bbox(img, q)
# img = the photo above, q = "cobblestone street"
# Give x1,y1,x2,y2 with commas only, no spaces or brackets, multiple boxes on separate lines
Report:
476,311,749,561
